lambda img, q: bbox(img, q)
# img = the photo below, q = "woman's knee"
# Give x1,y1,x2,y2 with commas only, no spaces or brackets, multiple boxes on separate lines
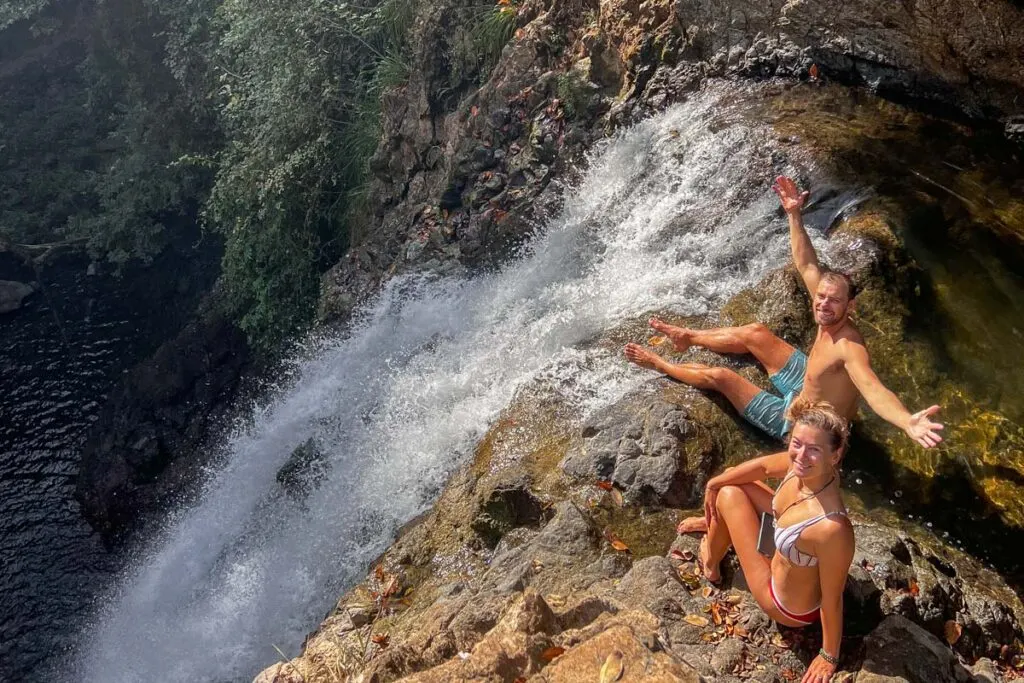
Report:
715,484,747,511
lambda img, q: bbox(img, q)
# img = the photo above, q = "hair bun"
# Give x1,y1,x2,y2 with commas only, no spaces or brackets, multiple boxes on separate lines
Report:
785,398,850,452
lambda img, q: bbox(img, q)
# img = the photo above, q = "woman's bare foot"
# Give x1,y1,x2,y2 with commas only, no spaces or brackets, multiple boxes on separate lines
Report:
676,516,707,534
699,535,722,584
650,318,693,352
624,343,664,370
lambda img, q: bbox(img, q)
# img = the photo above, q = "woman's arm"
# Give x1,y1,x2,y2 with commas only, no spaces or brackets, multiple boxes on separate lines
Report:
707,451,791,490
802,520,855,683
703,451,791,524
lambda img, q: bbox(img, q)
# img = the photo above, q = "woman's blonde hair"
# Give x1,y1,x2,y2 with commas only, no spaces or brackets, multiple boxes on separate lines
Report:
786,397,850,455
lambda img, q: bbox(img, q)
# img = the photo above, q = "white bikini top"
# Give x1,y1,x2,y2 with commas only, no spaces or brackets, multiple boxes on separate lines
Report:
772,472,847,567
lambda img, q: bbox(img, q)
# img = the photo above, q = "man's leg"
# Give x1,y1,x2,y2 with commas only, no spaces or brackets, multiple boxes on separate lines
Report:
650,318,796,376
623,344,761,413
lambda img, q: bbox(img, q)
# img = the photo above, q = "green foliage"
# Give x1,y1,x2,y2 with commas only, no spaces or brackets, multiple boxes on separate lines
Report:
1,0,507,353
447,1,518,90
0,0,52,30
206,0,417,350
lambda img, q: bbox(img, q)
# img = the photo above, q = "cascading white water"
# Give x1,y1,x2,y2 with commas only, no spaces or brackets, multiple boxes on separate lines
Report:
72,85,822,682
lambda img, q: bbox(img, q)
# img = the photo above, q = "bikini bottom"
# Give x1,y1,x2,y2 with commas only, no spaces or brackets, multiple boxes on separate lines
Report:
769,576,820,626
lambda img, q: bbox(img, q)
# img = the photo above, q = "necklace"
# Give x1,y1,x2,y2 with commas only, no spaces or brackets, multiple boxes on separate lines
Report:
773,474,836,520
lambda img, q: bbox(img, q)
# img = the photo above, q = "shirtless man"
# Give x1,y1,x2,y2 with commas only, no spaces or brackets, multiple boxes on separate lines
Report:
624,176,944,449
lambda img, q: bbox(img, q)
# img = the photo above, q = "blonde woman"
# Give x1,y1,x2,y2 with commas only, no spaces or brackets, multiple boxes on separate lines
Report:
678,399,855,683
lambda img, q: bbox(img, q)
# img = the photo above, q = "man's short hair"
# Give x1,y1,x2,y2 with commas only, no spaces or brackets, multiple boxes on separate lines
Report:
819,268,859,300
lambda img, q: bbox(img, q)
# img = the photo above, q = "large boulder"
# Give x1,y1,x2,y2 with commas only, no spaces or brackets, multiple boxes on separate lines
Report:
561,394,718,508
855,615,974,683
0,279,36,313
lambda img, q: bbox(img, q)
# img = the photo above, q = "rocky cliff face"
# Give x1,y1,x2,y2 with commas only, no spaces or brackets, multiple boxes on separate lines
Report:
319,0,1024,324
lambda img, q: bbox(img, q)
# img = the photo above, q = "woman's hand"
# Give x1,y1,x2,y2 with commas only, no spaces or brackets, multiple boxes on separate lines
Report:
703,483,719,526
801,654,836,683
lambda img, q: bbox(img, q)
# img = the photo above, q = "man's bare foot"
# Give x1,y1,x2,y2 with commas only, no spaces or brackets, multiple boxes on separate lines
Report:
699,535,722,584
650,318,693,352
677,516,708,534
624,343,664,370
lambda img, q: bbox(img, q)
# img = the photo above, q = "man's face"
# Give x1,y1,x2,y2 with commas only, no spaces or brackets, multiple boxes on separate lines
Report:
813,279,851,327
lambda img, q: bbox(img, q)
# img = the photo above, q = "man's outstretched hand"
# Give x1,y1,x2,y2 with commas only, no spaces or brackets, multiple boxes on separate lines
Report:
906,405,944,448
773,175,809,215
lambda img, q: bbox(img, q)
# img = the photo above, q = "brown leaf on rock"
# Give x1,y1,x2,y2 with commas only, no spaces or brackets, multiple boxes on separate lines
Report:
371,632,390,649
677,567,701,590
610,488,624,508
382,575,400,598
780,667,799,681
603,527,631,552
809,63,820,81
599,650,625,682
595,480,614,491
541,646,566,662
671,549,695,562
373,564,385,582
701,586,714,598
944,620,963,645
684,614,709,627
909,579,921,597
724,593,742,605
710,602,724,626
648,335,668,346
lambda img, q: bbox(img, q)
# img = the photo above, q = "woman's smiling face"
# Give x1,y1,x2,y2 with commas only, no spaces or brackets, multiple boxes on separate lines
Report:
788,423,838,478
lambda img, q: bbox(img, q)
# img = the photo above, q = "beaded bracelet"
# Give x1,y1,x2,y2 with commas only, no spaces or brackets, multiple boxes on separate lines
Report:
818,648,839,666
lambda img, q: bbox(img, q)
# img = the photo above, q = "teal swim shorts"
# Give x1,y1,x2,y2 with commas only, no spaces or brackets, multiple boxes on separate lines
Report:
741,350,808,440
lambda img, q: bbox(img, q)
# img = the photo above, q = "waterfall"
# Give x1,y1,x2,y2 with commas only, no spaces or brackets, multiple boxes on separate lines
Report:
71,86,816,682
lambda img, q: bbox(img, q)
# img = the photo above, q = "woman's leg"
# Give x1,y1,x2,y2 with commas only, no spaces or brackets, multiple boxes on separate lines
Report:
711,485,807,627
678,480,774,534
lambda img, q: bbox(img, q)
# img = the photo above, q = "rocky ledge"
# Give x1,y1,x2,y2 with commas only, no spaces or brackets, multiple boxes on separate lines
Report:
256,207,1024,682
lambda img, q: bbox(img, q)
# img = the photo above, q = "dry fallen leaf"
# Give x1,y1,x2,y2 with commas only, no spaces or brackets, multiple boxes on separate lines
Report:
684,614,709,627
603,527,631,552
610,488,624,508
374,564,385,582
701,586,714,599
909,579,921,597
541,646,566,662
944,619,963,645
677,568,701,590
710,602,724,626
599,650,625,683
595,480,614,491
371,632,390,649
648,335,668,346
724,593,742,605
670,549,695,562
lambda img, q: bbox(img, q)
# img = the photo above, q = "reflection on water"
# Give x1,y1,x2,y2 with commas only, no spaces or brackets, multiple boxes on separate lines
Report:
0,246,217,682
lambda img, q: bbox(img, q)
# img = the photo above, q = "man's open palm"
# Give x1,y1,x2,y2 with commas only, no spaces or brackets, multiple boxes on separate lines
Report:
773,175,809,214
907,405,944,448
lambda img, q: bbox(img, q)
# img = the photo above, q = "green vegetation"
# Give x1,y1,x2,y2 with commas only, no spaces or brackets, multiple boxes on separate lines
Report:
1,0,519,352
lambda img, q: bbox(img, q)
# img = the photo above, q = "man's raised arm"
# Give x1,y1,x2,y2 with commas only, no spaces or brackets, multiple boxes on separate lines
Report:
773,176,820,294
841,340,944,448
